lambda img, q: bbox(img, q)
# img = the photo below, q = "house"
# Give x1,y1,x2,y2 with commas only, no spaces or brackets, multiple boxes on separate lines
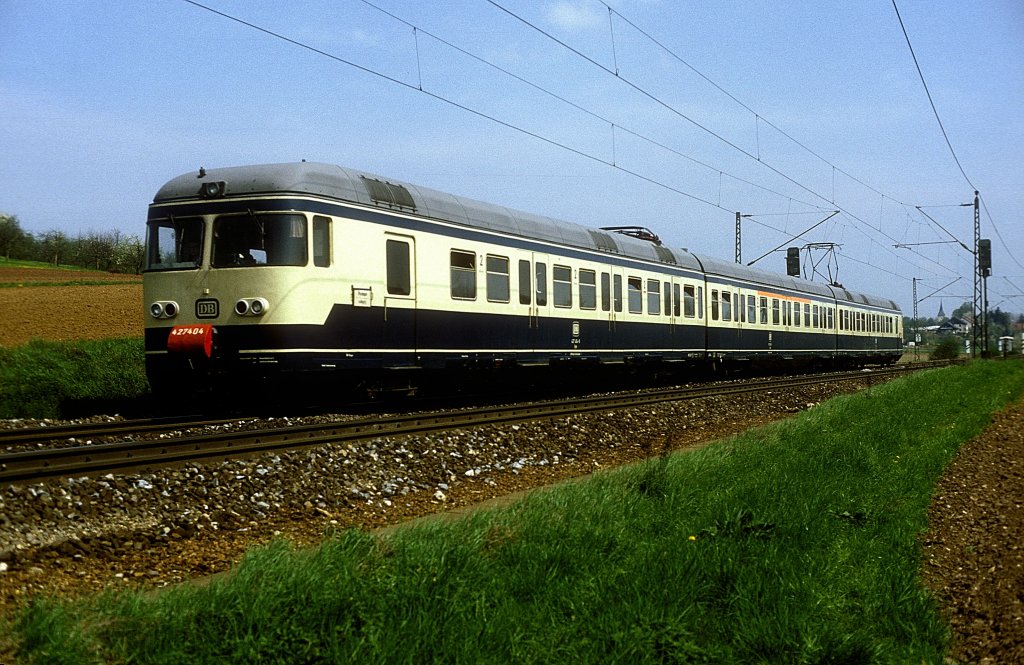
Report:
936,316,970,336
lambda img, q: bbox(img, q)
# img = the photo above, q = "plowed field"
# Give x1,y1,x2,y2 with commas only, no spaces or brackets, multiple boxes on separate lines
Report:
0,268,142,347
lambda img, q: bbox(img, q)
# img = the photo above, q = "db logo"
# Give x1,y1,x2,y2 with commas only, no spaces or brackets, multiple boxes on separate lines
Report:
196,299,219,318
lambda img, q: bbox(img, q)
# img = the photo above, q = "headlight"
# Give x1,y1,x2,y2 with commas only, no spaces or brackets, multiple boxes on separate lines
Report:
149,301,179,319
234,298,269,317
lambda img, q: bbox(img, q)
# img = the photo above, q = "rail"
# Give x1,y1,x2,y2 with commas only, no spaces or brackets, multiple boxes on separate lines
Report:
0,362,953,485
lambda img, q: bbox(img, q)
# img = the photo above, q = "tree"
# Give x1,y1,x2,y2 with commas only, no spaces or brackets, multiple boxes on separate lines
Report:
989,308,1012,337
112,234,145,274
39,229,72,266
0,214,28,260
74,230,117,271
951,301,973,320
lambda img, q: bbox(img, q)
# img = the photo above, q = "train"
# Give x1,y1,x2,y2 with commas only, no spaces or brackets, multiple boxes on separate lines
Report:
142,162,903,397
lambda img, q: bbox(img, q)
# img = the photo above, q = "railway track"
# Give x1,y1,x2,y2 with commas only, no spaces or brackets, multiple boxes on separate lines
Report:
0,362,951,485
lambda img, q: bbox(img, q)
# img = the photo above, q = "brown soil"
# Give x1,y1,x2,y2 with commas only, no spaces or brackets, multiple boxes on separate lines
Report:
0,268,142,347
920,395,1024,664
0,269,1020,660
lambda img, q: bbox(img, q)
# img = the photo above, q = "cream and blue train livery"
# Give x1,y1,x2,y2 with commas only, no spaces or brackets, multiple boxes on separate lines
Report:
143,162,902,393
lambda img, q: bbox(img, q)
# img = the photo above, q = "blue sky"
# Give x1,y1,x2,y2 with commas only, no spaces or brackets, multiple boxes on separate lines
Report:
1,0,1021,316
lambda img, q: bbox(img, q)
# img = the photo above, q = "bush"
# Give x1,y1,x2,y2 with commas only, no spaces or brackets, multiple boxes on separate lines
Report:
930,335,962,360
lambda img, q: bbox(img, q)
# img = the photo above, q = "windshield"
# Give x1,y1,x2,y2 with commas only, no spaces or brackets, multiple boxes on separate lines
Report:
212,213,307,267
145,216,204,271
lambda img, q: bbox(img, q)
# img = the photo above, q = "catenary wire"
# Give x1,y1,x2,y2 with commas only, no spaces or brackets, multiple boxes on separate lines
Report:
181,1,961,291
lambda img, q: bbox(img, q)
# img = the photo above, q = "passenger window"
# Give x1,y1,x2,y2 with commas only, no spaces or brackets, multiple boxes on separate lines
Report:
386,239,411,295
673,283,681,317
747,295,756,324
663,283,672,316
601,272,611,312
553,265,572,308
759,297,768,325
795,302,802,327
647,279,661,315
580,269,597,310
518,260,531,305
450,250,476,300
697,286,704,319
312,216,331,267
486,255,510,303
628,277,643,314
722,291,732,322
613,274,623,313
804,303,811,327
536,263,548,307
684,285,696,318
710,289,719,321
782,301,790,326
813,305,820,328
772,299,780,325
828,308,834,329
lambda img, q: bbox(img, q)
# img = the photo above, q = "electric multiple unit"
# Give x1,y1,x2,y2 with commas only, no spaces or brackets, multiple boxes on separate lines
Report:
143,162,903,394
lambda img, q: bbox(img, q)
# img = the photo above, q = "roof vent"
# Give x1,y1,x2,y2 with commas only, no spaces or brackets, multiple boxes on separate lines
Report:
360,176,416,211
654,245,677,264
587,229,620,253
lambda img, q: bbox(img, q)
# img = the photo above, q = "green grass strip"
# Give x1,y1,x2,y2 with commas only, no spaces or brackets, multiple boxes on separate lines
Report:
0,280,141,288
10,360,1024,664
0,338,148,418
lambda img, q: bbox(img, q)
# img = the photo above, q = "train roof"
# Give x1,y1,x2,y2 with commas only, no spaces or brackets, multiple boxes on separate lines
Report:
694,254,899,311
154,162,899,313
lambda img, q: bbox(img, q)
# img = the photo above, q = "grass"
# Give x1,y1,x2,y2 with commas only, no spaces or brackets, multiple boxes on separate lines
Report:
0,338,148,418
0,280,141,288
9,360,1024,663
0,257,140,287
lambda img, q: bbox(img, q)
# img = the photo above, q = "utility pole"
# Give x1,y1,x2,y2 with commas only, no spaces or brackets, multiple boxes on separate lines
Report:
735,213,749,264
980,237,992,356
972,191,981,357
912,277,919,361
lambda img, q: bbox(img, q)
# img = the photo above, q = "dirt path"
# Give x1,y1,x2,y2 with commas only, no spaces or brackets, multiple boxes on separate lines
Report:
920,394,1024,663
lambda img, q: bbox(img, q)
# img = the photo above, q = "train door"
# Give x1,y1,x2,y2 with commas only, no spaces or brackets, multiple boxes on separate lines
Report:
382,234,416,366
530,254,551,356
608,267,624,356
517,254,550,360
666,277,682,354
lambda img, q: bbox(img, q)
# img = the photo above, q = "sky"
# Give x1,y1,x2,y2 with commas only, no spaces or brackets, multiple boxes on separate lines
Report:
1,0,1022,317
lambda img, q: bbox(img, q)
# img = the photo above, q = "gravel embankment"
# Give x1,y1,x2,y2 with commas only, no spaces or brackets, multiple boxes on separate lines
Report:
0,382,845,605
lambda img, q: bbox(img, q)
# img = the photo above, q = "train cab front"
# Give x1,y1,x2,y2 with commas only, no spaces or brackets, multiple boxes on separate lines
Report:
142,185,327,400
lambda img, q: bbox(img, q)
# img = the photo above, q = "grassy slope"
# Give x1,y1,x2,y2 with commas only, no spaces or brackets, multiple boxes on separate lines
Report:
11,360,1024,664
0,339,148,418
0,259,146,417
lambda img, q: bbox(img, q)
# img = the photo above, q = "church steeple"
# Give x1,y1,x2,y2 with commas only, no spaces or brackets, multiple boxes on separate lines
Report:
937,301,946,320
